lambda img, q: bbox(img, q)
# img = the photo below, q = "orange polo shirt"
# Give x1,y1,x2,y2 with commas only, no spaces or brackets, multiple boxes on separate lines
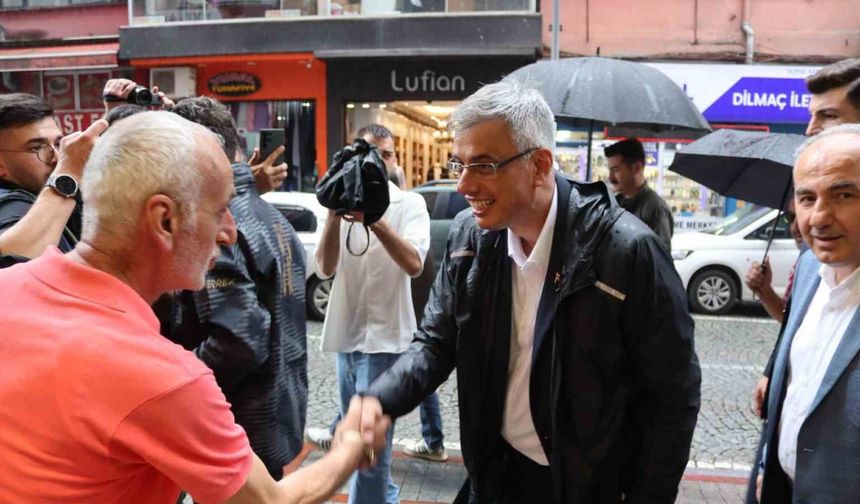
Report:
0,248,253,504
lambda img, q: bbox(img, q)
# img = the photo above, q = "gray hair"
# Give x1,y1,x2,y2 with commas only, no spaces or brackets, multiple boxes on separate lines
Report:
797,123,860,158
449,79,556,151
81,111,212,240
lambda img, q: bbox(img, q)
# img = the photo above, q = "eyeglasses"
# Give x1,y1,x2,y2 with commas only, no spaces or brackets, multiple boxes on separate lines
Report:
0,144,58,164
446,148,537,178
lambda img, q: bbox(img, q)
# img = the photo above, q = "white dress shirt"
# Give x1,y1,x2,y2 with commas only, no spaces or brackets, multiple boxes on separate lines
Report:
502,186,558,466
778,263,860,480
321,182,431,354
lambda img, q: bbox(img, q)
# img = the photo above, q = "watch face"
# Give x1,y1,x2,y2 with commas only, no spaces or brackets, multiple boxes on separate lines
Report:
54,175,77,196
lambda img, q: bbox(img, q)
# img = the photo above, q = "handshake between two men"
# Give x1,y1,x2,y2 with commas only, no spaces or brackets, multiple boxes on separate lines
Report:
228,395,392,504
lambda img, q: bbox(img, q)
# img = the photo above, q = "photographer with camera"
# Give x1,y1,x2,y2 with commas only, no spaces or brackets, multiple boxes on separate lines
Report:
313,124,430,504
0,93,106,265
101,78,287,194
102,78,173,112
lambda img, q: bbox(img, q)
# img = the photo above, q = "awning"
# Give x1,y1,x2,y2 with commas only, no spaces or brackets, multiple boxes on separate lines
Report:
0,42,118,72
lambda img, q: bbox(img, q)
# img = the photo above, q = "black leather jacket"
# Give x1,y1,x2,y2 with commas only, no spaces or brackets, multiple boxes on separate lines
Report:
170,163,308,478
368,173,701,503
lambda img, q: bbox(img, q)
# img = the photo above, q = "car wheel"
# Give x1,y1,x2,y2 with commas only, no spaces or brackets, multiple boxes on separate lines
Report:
306,275,332,321
688,269,738,315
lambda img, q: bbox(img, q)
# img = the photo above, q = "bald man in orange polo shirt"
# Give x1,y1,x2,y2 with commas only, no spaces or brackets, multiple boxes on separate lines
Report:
0,111,389,504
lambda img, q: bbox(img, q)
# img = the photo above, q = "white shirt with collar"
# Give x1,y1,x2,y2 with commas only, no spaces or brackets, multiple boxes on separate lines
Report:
778,263,860,480
502,185,558,466
321,181,430,354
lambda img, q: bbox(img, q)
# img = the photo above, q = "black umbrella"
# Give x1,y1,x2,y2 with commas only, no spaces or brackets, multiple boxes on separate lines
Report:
669,128,807,260
670,129,806,209
507,57,710,179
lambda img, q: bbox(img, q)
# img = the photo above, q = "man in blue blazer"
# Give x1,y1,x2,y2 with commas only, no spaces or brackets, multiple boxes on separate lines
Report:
755,123,860,503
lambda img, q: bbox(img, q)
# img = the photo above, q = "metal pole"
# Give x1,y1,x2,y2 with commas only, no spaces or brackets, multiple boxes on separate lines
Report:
551,0,560,60
585,120,594,181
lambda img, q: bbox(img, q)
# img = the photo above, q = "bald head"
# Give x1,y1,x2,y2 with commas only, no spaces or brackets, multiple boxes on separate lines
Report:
794,125,860,283
81,111,226,241
76,111,237,298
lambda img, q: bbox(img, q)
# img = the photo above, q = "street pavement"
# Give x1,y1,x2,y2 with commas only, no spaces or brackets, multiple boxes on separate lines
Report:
303,305,779,503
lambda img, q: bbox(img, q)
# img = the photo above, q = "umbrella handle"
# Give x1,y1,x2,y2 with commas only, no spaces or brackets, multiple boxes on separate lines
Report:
761,179,793,263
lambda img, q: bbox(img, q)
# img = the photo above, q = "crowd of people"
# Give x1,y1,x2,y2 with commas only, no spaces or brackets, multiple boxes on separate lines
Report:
0,57,858,504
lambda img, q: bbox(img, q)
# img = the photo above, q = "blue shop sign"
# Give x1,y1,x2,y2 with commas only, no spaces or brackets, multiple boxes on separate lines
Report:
704,77,811,124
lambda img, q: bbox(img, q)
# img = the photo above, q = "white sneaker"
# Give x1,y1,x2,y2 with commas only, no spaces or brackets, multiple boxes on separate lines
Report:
403,439,448,462
304,427,333,451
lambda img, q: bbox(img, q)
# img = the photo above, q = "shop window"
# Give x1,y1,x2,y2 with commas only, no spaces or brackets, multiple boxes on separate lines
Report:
446,0,531,11
133,0,317,21
0,72,42,95
345,100,455,189
130,0,529,20
232,100,317,193
1,0,120,8
3,69,135,134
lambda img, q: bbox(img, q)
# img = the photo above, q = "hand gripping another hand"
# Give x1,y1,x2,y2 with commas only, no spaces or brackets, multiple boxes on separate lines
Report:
333,395,391,470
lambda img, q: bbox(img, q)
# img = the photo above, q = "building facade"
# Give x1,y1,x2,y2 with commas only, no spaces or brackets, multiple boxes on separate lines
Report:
119,3,542,188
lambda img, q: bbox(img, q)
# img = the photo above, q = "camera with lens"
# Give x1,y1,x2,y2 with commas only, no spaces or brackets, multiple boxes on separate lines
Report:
126,86,161,106
103,86,161,106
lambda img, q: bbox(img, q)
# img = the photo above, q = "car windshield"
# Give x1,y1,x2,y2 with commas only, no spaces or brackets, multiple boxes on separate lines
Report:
704,205,771,236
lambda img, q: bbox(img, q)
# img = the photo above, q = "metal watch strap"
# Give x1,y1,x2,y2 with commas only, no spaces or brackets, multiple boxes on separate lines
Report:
45,174,78,198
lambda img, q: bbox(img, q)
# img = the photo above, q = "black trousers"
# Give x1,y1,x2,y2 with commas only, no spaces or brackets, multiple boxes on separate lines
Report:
493,441,554,504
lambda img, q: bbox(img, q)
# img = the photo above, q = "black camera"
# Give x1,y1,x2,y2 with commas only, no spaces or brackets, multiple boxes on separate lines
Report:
103,86,161,106
126,86,161,106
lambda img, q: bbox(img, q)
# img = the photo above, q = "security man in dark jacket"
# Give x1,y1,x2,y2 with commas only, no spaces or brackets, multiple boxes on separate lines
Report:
605,138,674,251
361,80,701,503
169,97,308,480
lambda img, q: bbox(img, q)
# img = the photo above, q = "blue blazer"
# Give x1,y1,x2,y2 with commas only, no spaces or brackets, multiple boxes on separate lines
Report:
758,251,860,503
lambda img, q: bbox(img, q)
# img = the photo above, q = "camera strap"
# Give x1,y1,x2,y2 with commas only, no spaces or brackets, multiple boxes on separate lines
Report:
345,222,371,256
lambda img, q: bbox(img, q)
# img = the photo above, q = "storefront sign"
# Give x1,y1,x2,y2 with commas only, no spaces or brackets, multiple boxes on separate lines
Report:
208,72,261,96
645,63,821,124
705,77,812,123
644,143,659,167
328,57,533,102
390,70,465,93
56,111,104,135
674,215,722,233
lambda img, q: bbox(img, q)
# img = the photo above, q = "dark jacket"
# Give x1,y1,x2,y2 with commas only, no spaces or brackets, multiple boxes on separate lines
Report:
170,163,308,478
617,182,673,252
368,173,701,503
0,178,81,255
756,251,860,504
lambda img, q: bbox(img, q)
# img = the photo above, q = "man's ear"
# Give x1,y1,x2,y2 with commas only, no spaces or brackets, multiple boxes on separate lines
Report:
532,148,555,186
144,194,180,251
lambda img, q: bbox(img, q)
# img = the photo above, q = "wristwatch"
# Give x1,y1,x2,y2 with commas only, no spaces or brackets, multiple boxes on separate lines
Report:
44,174,79,198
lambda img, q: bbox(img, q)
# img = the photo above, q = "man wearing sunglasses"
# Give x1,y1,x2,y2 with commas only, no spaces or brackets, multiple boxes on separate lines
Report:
360,80,701,504
0,93,106,263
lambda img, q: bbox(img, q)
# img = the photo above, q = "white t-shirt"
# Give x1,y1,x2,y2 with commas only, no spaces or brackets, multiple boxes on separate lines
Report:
321,182,431,354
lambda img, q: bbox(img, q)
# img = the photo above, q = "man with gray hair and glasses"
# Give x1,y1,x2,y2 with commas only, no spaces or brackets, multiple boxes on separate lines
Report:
0,111,390,504
359,79,701,503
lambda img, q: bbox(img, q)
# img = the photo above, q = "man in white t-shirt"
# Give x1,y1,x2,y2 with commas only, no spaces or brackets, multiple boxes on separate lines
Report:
314,124,430,504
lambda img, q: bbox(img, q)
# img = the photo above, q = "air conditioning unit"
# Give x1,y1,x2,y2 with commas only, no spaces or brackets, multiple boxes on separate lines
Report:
150,67,196,99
